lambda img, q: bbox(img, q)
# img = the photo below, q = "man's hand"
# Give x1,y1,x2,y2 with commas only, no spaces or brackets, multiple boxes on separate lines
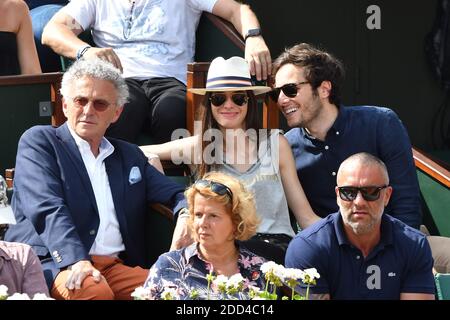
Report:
65,260,102,290
170,215,194,251
144,153,165,174
211,1,271,81
245,36,271,81
84,47,123,73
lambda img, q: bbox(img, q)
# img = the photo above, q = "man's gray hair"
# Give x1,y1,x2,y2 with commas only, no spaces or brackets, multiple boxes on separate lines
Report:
60,58,129,106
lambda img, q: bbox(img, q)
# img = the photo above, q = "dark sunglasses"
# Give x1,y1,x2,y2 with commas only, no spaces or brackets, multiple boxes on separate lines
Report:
71,97,112,112
209,93,249,107
194,179,233,200
337,185,388,202
268,81,309,102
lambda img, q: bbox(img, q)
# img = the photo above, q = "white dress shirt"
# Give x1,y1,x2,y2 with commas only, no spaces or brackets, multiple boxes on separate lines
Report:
68,127,125,256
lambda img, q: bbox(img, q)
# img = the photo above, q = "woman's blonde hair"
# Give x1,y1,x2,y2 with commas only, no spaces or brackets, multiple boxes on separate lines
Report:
185,171,260,241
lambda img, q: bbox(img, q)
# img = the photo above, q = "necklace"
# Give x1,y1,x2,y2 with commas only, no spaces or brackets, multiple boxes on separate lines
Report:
123,1,136,40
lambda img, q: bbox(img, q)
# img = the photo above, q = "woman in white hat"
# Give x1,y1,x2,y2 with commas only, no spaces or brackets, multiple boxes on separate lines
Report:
141,56,320,263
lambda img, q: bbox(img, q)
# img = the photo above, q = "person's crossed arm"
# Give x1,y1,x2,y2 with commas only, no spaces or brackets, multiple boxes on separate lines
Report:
212,0,271,81
42,11,123,72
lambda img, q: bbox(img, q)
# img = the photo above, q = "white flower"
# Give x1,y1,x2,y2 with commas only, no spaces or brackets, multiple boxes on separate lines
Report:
248,285,262,294
0,285,8,299
6,293,31,300
32,293,54,300
260,261,279,274
283,268,305,281
227,273,244,289
0,286,52,300
273,264,286,280
161,287,178,300
303,268,320,281
251,296,267,300
213,275,228,288
131,286,151,300
261,261,285,279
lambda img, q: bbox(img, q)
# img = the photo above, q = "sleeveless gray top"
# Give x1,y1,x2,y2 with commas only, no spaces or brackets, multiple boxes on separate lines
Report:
213,130,295,237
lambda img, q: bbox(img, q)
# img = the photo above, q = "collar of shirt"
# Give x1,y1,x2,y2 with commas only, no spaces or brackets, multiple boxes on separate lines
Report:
67,126,115,171
183,241,254,269
302,105,348,141
0,243,11,261
333,212,394,250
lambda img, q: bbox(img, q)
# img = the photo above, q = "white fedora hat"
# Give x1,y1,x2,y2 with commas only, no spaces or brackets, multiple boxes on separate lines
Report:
189,56,271,95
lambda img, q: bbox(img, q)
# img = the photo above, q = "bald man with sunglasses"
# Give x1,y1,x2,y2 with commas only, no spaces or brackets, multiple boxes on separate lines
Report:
285,152,435,300
271,43,422,230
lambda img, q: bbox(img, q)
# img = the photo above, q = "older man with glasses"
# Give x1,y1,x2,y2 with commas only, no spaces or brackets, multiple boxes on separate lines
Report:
4,58,188,300
285,152,435,300
270,42,422,230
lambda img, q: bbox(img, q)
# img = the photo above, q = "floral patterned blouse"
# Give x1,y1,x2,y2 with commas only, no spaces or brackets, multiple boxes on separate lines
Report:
144,242,267,300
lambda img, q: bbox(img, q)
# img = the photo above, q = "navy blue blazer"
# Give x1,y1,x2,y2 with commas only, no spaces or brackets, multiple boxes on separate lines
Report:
5,123,186,286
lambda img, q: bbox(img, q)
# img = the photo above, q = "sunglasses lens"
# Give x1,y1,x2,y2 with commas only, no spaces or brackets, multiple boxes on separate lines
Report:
195,179,233,200
195,180,209,188
281,83,299,98
210,94,248,107
268,88,281,102
339,187,358,201
360,187,381,201
210,184,227,196
210,94,226,106
73,97,110,111
231,94,248,106
93,101,109,111
339,186,385,201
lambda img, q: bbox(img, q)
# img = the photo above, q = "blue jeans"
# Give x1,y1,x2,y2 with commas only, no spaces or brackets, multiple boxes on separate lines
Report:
30,4,67,72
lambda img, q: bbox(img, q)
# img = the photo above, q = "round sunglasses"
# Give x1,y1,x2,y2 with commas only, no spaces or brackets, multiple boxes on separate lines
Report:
70,96,112,112
194,179,233,200
209,93,249,107
337,185,388,202
268,81,309,102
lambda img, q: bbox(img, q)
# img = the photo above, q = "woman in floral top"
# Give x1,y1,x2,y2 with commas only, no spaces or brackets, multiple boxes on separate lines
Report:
143,172,266,300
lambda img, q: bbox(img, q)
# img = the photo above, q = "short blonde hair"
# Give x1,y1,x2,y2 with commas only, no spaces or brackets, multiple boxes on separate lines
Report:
185,171,260,241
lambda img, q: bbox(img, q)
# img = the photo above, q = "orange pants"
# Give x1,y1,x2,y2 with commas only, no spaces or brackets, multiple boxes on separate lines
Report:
51,255,148,300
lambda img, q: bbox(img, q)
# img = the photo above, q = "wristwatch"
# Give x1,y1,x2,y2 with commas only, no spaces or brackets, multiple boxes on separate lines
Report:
178,208,190,218
244,28,261,41
76,45,91,60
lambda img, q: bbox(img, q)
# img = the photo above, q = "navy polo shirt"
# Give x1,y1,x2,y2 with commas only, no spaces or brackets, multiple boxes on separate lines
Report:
285,212,435,299
285,105,421,229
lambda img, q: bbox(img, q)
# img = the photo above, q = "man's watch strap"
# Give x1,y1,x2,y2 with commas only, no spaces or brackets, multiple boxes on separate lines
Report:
76,45,91,60
244,28,261,41
178,208,190,217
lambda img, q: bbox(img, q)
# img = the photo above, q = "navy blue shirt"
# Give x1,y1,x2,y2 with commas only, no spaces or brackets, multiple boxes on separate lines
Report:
285,212,435,299
285,106,421,229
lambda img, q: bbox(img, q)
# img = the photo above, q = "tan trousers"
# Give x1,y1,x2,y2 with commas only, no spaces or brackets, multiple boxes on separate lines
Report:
51,255,148,300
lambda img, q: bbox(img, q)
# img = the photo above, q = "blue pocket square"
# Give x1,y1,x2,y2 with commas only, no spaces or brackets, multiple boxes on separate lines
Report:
129,166,142,184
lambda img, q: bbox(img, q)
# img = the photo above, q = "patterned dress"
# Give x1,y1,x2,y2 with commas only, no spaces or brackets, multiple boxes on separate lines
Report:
144,242,266,300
